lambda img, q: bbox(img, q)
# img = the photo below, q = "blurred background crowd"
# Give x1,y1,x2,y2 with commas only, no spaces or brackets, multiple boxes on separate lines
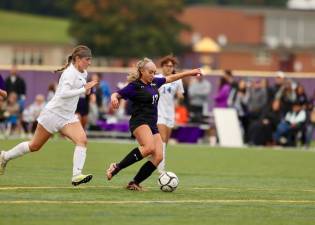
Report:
0,64,314,148
0,0,314,147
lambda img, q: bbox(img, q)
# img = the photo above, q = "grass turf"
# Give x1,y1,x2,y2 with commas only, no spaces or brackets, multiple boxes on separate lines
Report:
0,10,70,44
1,139,315,225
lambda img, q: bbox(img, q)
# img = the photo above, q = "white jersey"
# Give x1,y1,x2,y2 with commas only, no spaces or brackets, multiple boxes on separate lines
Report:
157,74,184,123
45,63,87,120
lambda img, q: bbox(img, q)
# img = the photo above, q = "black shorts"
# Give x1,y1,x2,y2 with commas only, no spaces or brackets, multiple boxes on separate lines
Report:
129,120,159,136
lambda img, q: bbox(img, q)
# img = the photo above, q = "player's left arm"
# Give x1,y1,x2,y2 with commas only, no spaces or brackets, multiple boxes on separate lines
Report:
165,69,202,84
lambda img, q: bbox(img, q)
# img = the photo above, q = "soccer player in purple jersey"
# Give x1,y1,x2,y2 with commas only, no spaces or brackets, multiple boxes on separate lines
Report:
106,57,202,191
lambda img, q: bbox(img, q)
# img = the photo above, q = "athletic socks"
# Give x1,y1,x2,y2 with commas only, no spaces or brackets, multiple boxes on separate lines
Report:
117,147,143,170
133,161,156,185
73,145,87,177
157,142,166,173
3,141,30,161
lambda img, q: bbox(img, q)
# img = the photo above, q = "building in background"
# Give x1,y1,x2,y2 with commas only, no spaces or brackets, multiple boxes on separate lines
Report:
178,6,315,72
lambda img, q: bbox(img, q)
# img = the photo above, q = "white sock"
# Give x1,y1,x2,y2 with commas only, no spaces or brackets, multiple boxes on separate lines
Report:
72,145,87,177
157,142,166,173
3,142,30,161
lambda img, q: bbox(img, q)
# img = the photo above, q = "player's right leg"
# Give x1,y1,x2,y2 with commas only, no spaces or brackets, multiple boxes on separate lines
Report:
0,123,51,175
106,124,155,180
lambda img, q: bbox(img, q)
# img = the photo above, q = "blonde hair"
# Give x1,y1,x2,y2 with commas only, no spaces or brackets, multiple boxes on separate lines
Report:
54,45,92,73
127,57,153,83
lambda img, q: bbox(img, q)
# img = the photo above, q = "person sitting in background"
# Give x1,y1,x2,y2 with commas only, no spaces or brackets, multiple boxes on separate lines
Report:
274,101,306,146
188,76,211,123
4,92,20,136
46,82,57,102
248,99,282,146
21,94,46,137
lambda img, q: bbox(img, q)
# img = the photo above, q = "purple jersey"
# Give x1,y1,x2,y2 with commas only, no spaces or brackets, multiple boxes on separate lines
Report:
118,77,166,126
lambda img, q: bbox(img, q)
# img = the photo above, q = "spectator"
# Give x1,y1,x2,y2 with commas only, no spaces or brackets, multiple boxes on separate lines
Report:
249,99,282,146
0,96,6,135
276,79,297,114
88,93,100,130
5,65,26,110
305,90,315,148
89,73,104,109
21,94,46,136
228,79,250,141
274,101,306,146
175,99,189,125
224,69,238,93
188,76,211,123
214,76,231,108
247,79,268,122
99,74,111,109
295,84,308,109
46,82,57,102
270,71,286,101
4,92,20,136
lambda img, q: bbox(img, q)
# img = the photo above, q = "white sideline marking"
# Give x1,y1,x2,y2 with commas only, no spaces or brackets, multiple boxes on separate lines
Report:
1,185,315,193
1,199,315,205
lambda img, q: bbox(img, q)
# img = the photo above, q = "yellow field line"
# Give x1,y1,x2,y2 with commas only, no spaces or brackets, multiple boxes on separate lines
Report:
1,185,315,193
1,199,315,204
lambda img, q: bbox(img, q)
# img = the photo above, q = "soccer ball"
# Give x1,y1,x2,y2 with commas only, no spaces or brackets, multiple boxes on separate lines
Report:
158,171,179,192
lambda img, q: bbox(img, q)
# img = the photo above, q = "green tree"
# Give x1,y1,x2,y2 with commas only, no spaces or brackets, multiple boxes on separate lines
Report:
0,0,73,17
69,0,189,59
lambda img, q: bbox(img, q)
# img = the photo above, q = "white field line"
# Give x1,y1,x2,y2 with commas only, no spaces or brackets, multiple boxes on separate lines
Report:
1,185,315,193
1,199,315,205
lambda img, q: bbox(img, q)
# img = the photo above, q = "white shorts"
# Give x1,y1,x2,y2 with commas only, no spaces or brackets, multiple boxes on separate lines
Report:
37,109,79,133
157,115,175,128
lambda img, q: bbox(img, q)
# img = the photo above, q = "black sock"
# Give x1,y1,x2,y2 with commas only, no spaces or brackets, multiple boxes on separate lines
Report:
117,147,143,170
133,161,156,185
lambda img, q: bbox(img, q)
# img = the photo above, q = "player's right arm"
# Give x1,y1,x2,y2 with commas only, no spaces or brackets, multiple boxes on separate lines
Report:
111,82,136,109
111,92,121,109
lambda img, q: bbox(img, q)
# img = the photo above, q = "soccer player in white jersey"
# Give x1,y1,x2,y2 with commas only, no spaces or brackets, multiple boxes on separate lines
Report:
0,45,98,186
156,55,184,174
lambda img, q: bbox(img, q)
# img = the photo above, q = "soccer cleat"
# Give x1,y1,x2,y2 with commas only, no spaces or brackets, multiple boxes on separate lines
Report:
126,181,143,191
106,163,119,180
71,174,93,186
0,151,7,175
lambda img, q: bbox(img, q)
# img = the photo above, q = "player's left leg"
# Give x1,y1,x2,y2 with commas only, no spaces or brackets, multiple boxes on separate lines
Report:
60,121,92,186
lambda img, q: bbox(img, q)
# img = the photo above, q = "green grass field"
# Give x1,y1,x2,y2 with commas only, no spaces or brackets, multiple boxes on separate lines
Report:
0,10,70,44
1,139,315,225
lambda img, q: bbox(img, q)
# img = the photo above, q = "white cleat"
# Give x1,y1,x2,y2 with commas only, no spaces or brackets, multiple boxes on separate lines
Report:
71,174,93,186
